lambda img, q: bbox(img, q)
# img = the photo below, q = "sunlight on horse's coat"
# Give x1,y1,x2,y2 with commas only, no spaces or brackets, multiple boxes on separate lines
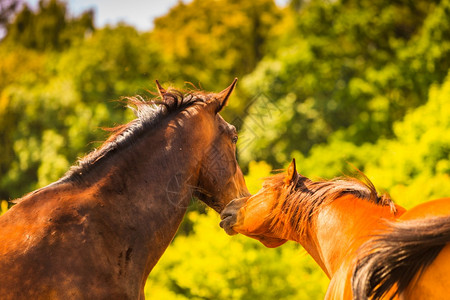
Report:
221,158,450,299
0,80,249,299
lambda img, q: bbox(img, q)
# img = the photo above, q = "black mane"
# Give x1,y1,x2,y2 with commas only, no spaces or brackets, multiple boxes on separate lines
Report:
58,90,205,184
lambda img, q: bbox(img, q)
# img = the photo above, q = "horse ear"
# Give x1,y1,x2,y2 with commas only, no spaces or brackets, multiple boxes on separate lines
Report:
284,158,298,186
155,80,166,98
214,78,238,113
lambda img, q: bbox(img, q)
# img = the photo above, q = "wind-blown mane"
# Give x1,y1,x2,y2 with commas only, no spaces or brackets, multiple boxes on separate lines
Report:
59,89,205,184
266,173,396,237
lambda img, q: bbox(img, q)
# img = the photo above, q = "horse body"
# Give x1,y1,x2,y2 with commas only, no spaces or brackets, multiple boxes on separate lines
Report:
221,159,404,298
221,159,450,299
403,240,450,300
353,198,450,300
282,194,402,299
1,182,148,299
0,126,194,298
0,80,249,299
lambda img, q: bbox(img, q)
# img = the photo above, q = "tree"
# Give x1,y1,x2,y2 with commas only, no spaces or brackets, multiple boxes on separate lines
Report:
150,0,282,120
0,23,165,201
4,0,94,50
0,0,21,36
239,0,450,167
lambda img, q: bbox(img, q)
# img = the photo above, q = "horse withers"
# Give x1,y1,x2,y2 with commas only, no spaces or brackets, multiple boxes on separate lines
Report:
221,158,450,299
0,79,249,299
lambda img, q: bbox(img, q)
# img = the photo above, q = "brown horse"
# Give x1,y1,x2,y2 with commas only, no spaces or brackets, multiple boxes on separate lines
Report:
220,159,401,299
221,159,450,299
0,79,249,300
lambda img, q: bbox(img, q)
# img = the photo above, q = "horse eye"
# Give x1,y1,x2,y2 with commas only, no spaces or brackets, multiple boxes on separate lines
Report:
232,136,238,144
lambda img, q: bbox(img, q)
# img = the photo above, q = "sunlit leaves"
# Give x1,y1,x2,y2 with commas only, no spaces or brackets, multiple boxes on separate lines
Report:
4,0,94,51
151,0,281,92
241,0,450,167
146,210,329,299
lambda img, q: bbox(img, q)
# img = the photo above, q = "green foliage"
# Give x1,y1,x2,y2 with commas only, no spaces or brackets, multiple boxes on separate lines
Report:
0,23,163,201
0,44,48,90
152,0,281,87
0,0,21,30
0,200,7,215
57,25,162,103
239,0,450,167
365,75,450,207
150,0,282,120
4,0,94,50
0,79,96,198
145,210,329,299
296,73,450,208
244,160,273,194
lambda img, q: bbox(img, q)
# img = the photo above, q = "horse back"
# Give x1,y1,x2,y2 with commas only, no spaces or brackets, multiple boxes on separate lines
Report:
401,244,450,300
352,198,450,299
399,197,450,221
399,198,450,299
0,184,135,299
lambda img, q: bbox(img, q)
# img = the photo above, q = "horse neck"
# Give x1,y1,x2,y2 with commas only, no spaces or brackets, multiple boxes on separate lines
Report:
292,195,402,278
78,114,210,277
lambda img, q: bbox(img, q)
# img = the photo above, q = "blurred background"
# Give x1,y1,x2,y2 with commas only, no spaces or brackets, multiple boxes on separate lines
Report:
1,0,450,298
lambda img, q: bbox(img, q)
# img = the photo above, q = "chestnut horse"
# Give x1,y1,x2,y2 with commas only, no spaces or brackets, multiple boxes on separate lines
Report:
0,80,249,299
220,159,403,298
221,159,450,299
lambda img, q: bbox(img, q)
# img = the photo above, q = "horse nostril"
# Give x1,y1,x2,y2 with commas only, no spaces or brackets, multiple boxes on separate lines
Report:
219,219,226,228
219,217,232,228
219,216,238,236
220,212,231,220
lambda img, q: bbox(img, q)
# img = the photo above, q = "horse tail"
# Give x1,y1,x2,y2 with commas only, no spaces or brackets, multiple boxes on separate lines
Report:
352,215,450,300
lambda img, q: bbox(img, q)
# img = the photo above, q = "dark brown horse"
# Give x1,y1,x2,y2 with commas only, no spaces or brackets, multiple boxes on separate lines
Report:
0,80,249,299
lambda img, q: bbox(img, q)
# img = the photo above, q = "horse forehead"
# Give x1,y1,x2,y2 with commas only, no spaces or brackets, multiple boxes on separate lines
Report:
215,114,236,132
215,113,227,124
250,187,279,204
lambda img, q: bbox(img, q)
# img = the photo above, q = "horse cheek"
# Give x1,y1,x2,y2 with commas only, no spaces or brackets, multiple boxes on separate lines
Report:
239,202,272,235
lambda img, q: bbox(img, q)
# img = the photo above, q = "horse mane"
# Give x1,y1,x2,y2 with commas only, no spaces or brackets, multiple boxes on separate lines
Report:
352,216,450,299
58,88,206,184
266,172,396,238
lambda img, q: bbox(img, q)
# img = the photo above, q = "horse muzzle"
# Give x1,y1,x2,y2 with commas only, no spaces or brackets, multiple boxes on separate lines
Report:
219,196,248,235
